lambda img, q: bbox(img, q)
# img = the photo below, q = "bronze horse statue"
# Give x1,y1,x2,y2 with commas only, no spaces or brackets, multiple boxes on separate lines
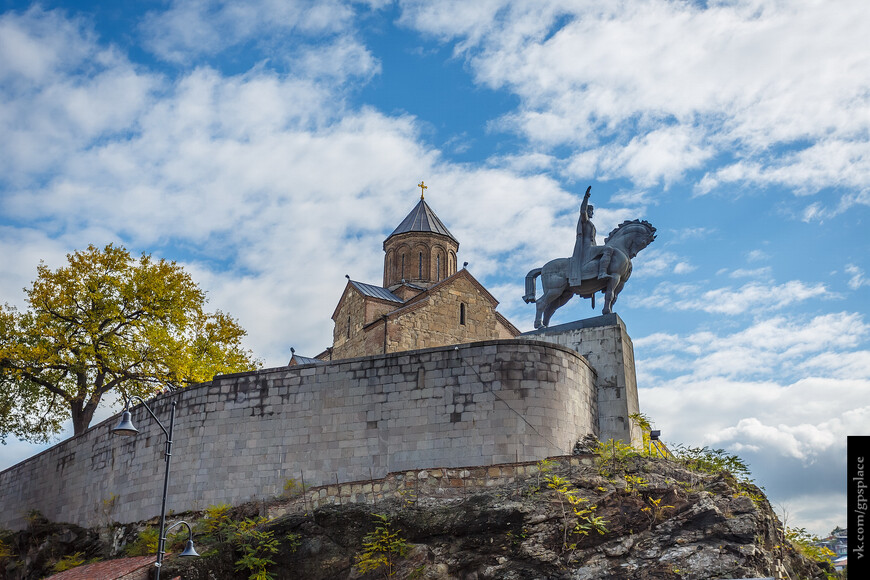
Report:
523,219,656,328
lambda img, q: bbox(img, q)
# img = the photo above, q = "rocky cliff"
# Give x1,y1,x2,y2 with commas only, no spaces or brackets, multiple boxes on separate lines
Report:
3,453,834,580
165,453,830,580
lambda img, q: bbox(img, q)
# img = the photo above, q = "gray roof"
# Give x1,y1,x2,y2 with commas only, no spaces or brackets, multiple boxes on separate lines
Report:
386,199,458,243
289,354,325,366
349,280,403,303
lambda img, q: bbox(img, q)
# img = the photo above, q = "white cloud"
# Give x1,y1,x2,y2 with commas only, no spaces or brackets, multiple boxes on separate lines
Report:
140,0,359,63
636,312,870,491
566,126,714,188
292,37,381,82
0,228,71,309
636,312,868,378
797,350,870,380
0,8,161,186
846,263,868,290
638,334,870,536
631,249,695,278
746,249,769,262
400,0,870,203
668,227,716,243
708,417,838,462
0,7,93,84
672,262,695,275
632,280,829,314
728,267,772,279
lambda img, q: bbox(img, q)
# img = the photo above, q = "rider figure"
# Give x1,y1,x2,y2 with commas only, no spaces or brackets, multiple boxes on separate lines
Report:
570,186,613,287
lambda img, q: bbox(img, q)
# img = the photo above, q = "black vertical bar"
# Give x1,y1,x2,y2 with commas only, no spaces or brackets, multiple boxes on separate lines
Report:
848,435,869,577
155,401,176,580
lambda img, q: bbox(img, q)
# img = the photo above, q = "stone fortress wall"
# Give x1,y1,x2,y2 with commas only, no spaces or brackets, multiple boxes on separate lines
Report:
0,339,599,531
522,314,642,446
264,455,593,520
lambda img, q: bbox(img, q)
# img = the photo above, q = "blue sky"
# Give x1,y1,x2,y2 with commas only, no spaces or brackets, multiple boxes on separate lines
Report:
1,0,868,536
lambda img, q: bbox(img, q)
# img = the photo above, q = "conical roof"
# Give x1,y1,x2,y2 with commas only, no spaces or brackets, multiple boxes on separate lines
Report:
386,198,458,244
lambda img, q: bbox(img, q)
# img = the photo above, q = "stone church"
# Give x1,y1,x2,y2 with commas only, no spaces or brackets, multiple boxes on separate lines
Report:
303,189,519,362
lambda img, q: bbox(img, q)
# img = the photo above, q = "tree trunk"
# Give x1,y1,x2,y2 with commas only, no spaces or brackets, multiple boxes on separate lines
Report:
70,399,99,436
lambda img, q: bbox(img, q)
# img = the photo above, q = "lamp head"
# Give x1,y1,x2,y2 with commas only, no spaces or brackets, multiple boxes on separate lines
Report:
650,430,661,441
179,539,200,558
111,410,139,436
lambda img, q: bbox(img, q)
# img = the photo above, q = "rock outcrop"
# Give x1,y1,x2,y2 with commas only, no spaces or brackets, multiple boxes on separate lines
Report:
162,455,831,580
3,454,833,580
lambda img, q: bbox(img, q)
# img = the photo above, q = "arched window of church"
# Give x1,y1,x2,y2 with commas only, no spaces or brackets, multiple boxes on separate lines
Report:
347,315,351,338
418,252,423,279
385,250,393,284
436,255,441,281
460,303,466,325
401,254,405,280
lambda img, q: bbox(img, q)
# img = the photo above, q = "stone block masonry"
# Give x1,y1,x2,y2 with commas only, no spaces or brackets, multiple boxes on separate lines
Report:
0,339,596,530
521,313,643,447
266,454,594,518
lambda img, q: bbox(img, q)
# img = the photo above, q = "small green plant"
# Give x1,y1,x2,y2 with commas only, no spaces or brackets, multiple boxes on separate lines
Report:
672,445,765,504
286,532,302,553
0,534,13,563
623,474,648,495
545,474,608,551
526,458,556,494
595,439,639,477
52,552,86,573
197,507,300,578
397,488,417,506
25,509,45,527
233,517,280,580
125,527,159,556
282,478,308,498
786,527,836,564
734,484,767,506
100,493,118,522
202,503,234,543
537,458,556,474
629,412,653,454
506,527,529,547
355,513,409,578
672,445,752,481
641,496,675,526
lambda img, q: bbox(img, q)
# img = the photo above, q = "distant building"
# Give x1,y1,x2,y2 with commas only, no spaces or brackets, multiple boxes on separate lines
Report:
817,526,847,555
815,526,847,571
315,193,519,361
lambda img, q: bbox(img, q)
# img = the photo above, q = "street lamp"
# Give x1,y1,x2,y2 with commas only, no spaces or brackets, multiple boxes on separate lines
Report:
112,396,198,578
649,429,666,459
165,520,200,558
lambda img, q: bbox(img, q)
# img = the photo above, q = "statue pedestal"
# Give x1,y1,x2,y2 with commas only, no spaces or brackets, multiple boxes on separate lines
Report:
521,314,642,447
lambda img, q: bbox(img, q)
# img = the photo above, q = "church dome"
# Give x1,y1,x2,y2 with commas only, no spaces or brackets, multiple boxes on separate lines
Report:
385,198,458,245
383,186,459,290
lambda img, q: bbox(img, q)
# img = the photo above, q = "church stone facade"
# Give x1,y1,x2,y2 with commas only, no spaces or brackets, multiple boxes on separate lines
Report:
321,196,519,361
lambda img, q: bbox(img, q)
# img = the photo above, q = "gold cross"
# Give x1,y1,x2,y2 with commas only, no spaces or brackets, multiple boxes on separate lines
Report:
418,181,427,200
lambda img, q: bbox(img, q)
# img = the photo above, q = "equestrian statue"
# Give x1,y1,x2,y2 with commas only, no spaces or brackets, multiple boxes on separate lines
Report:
523,186,656,328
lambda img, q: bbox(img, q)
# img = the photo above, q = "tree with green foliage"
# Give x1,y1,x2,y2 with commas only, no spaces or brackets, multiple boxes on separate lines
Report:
0,244,260,440
786,527,837,565
232,517,281,580
355,513,409,578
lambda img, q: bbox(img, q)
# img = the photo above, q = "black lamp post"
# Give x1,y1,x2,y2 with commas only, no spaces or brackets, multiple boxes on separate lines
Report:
164,520,200,558
112,396,198,578
649,429,665,458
